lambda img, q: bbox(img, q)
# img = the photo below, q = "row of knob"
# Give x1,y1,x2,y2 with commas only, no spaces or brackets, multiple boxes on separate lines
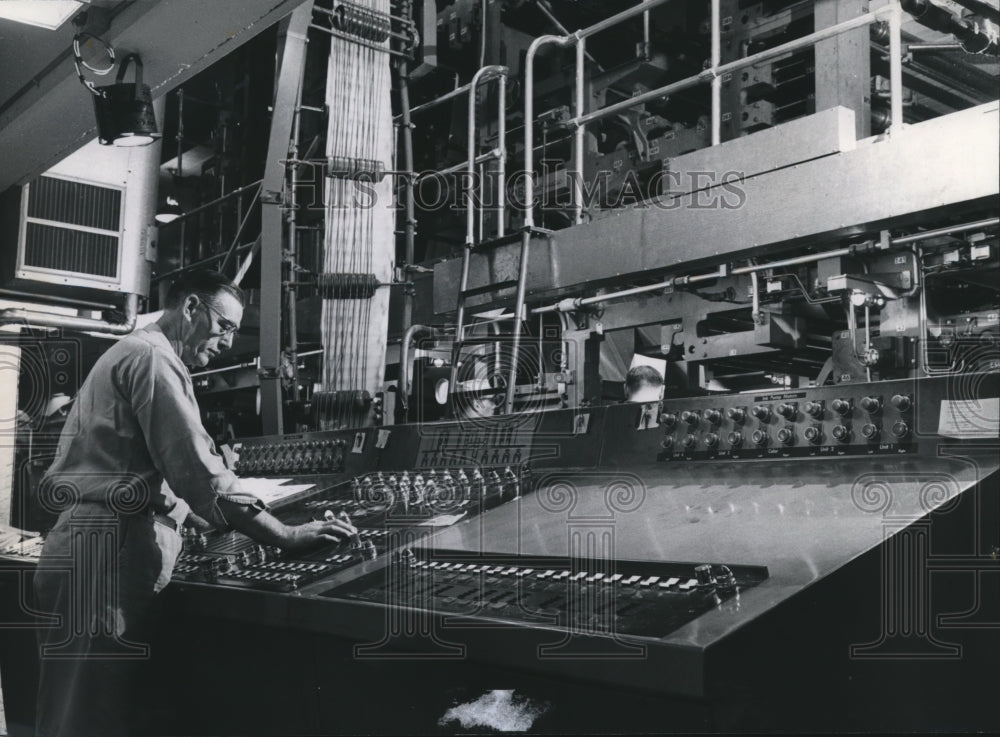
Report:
236,438,347,475
352,467,526,510
398,555,737,595
661,394,912,428
663,420,911,449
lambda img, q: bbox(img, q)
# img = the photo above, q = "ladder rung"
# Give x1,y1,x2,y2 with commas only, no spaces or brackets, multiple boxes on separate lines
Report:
454,335,514,347
460,280,518,298
467,313,516,326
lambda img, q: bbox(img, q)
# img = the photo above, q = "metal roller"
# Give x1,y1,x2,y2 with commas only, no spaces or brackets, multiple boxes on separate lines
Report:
331,2,392,43
316,272,380,299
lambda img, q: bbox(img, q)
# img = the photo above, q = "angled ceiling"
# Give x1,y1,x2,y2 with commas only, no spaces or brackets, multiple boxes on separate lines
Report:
0,0,306,193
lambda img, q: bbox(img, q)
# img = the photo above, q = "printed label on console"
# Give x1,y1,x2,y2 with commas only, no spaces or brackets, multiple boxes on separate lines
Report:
753,392,807,402
938,398,1000,438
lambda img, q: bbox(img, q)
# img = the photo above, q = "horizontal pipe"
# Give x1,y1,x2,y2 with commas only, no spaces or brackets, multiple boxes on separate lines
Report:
152,241,258,283
907,42,965,51
307,24,410,57
0,293,139,335
0,288,116,311
573,7,886,130
530,216,997,315
397,67,508,120
416,149,502,179
158,180,263,226
575,0,672,40
890,217,998,245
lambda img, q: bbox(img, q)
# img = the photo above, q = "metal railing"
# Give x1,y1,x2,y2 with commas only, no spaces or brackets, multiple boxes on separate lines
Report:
523,0,906,227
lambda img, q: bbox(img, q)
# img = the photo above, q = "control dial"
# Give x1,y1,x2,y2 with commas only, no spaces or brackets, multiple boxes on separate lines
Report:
831,398,851,416
891,421,910,439
704,432,719,448
704,409,722,425
751,429,769,446
804,425,823,444
777,403,797,420
727,431,744,448
832,425,851,443
777,427,795,446
682,434,698,449
751,405,772,422
861,423,880,441
804,401,824,419
860,396,882,414
891,394,913,412
661,413,677,428
681,410,700,427
726,407,747,424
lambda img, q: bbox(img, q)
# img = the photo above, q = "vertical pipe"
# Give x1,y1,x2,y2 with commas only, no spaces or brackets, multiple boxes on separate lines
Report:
176,87,184,177
259,2,313,435
287,107,301,402
497,73,506,238
515,36,569,412
642,8,651,59
524,36,570,229
395,59,417,337
711,0,721,145
478,161,485,243
573,36,586,225
888,1,904,132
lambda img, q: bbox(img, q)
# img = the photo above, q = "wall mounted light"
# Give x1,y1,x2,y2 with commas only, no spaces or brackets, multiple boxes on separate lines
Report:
91,53,160,146
74,30,160,147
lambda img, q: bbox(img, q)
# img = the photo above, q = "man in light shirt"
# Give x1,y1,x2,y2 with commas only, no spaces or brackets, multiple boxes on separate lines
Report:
33,269,355,737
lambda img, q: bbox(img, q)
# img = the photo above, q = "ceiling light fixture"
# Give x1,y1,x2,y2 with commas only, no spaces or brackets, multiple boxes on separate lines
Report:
74,33,160,147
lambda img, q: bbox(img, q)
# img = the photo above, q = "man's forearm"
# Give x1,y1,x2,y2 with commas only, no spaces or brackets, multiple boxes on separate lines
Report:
218,501,289,547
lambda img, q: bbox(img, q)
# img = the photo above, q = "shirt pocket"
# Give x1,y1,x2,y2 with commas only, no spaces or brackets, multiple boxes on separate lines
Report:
152,519,183,594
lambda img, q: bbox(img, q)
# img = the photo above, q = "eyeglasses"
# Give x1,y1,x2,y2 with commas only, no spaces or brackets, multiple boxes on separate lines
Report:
200,301,239,338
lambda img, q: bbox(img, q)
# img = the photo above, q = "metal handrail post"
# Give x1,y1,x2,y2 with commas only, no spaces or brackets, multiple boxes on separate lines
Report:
888,0,904,133
710,0,722,145
573,36,586,224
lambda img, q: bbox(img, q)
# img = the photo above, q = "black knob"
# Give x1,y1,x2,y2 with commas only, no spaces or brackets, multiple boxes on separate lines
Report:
891,421,910,439
890,394,912,412
714,565,737,595
832,425,851,442
777,403,797,420
661,413,677,428
661,435,674,449
804,426,823,444
727,431,744,447
704,432,719,448
694,564,715,586
682,410,700,427
727,407,747,424
704,409,722,425
804,401,824,418
777,427,795,445
752,429,769,446
861,423,880,441
831,398,851,416
860,396,882,414
752,405,772,421
682,434,697,448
